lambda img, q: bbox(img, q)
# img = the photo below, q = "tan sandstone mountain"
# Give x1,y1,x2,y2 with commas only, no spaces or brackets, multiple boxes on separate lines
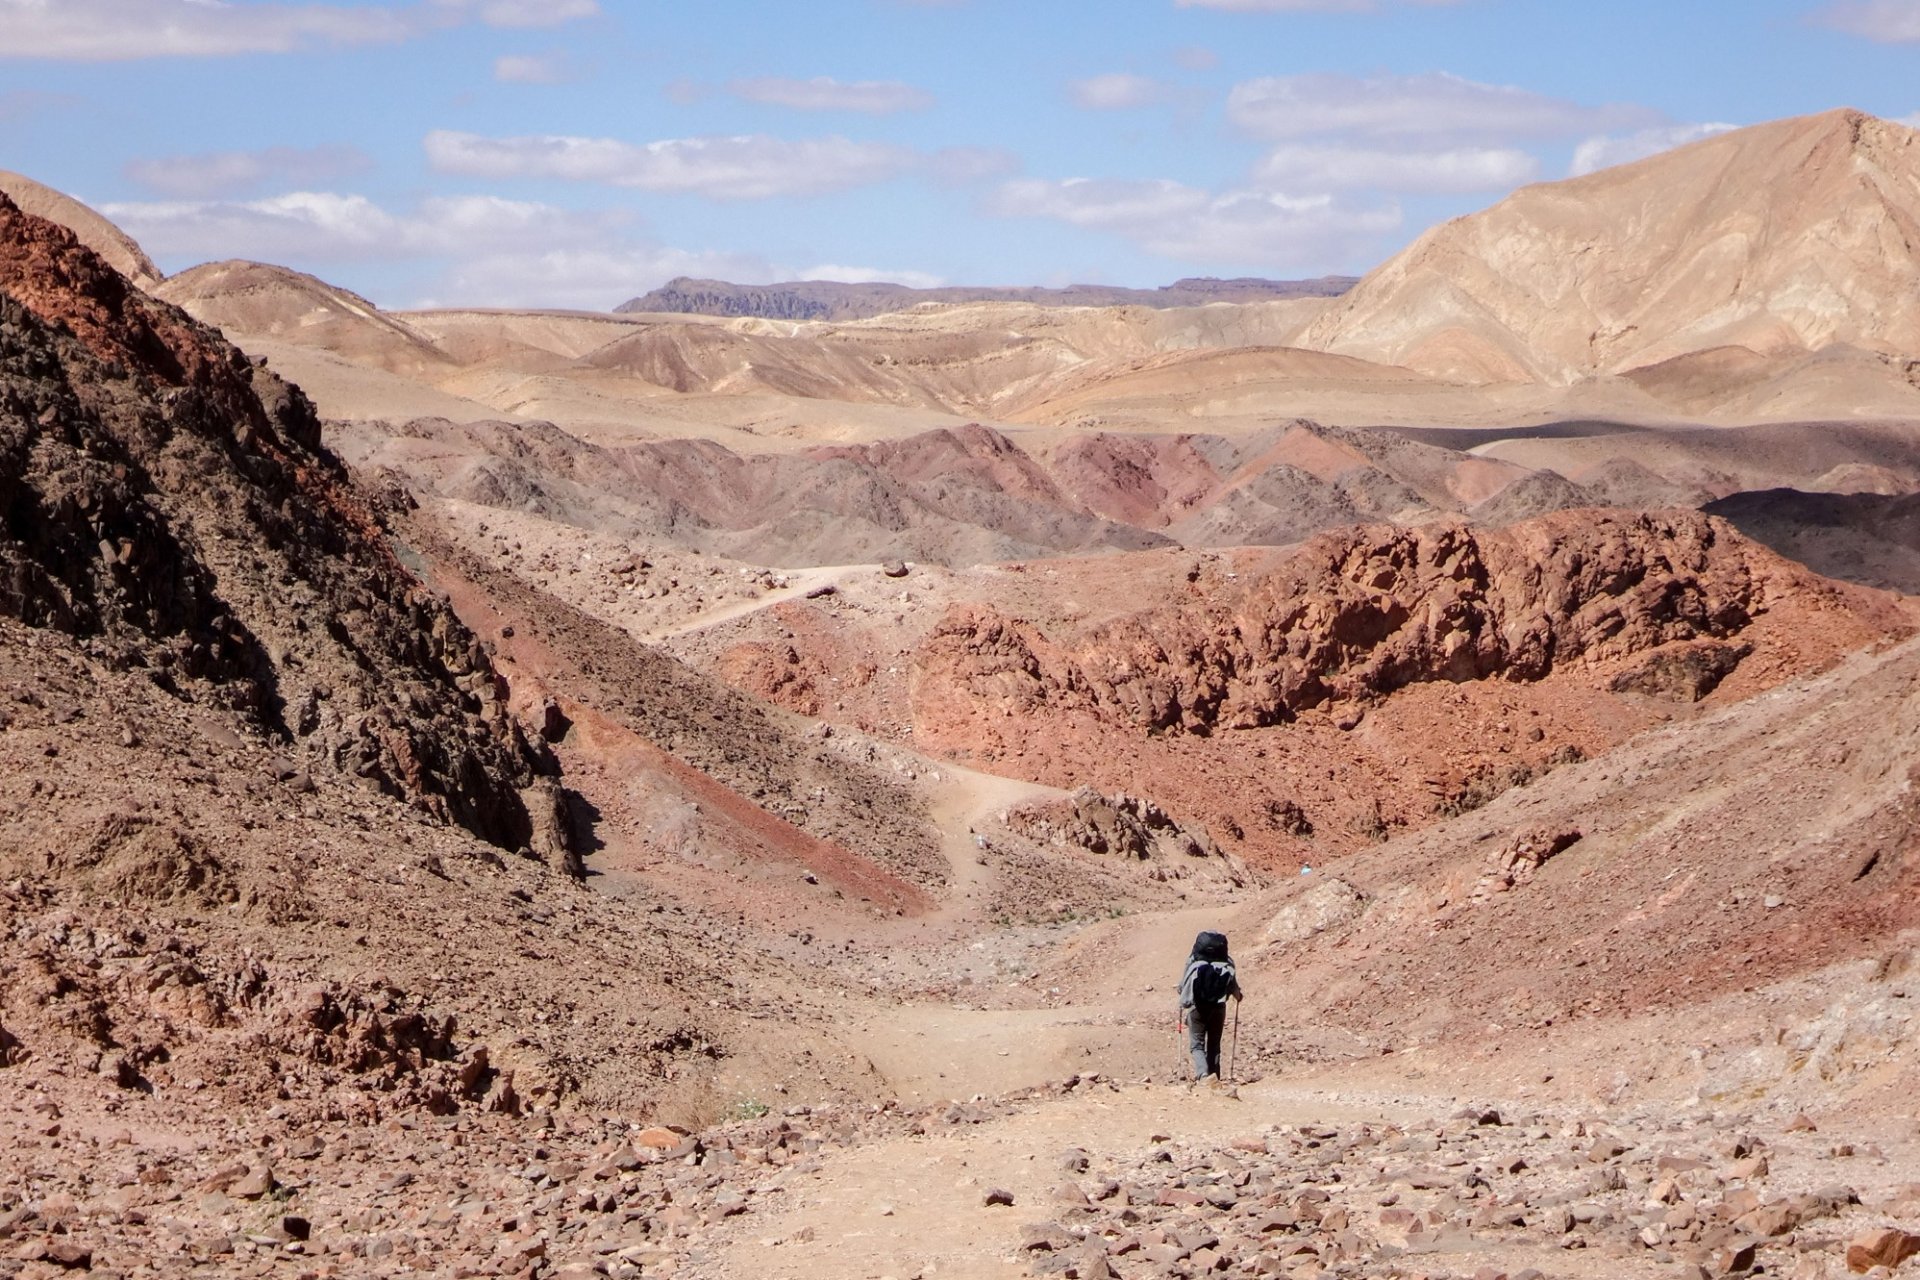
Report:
0,168,162,289
1298,109,1920,385
157,258,455,378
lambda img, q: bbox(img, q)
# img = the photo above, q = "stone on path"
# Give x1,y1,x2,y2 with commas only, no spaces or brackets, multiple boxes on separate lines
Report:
1846,1227,1920,1273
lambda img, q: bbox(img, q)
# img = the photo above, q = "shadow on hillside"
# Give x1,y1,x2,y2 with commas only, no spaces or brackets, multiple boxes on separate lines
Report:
1704,488,1920,594
564,788,609,872
1391,419,1658,450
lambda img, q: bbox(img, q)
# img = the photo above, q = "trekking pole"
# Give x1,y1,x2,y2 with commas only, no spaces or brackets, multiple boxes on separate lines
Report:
1230,1000,1240,1084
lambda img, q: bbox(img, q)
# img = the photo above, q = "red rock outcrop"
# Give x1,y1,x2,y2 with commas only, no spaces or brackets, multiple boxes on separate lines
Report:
1003,786,1248,890
918,510,1831,736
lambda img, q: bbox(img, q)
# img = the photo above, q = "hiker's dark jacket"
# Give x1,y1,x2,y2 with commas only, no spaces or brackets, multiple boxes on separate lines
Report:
1178,932,1241,1011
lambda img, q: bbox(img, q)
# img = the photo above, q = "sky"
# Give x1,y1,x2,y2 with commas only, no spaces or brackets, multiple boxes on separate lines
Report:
3,0,1920,310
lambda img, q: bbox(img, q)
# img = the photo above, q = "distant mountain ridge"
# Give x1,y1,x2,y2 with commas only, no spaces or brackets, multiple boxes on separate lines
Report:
616,275,1359,321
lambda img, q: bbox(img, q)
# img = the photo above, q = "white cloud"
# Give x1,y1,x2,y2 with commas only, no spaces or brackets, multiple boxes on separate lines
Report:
100,187,744,310
728,76,933,114
423,246,774,311
1816,0,1920,41
124,144,373,198
1002,68,1637,272
797,264,946,288
1254,143,1536,193
0,0,408,59
1226,72,1656,144
1568,123,1738,177
423,129,916,199
992,176,1399,268
494,52,576,84
102,193,409,260
99,191,620,262
998,178,1206,230
434,0,597,27
0,0,595,61
422,193,610,247
1070,73,1171,110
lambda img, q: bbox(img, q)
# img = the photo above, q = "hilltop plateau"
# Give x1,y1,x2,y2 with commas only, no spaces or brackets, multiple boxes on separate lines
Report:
618,274,1359,322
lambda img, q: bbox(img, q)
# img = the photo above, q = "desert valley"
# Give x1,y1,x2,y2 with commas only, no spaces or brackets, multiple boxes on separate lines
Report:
6,50,1920,1280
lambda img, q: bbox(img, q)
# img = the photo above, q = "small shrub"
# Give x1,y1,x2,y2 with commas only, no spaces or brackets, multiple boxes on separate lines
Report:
1261,798,1314,837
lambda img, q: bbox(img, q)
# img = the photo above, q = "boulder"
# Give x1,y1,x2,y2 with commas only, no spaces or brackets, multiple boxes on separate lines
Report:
1609,639,1751,703
41,1241,92,1270
634,1126,686,1151
1262,878,1367,945
230,1166,275,1199
1732,1201,1797,1237
1847,1227,1920,1273
1004,787,1246,888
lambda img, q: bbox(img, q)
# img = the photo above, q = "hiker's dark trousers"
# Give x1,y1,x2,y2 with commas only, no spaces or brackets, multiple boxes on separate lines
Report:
1186,1003,1227,1079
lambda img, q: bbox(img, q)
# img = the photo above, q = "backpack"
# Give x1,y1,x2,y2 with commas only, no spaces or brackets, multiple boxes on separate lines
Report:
1186,957,1235,1007
1192,930,1228,960
1182,930,1236,1008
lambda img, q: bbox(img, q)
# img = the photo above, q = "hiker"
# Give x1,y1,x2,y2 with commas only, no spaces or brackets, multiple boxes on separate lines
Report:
1178,930,1242,1082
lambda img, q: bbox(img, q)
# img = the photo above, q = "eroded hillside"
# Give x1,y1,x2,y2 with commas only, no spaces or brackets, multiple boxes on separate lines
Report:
0,192,551,850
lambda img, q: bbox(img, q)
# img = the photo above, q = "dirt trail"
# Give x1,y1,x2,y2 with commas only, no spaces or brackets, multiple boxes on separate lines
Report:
703,1086,1394,1280
741,886,1295,1280
926,762,1062,919
639,564,860,643
845,890,1264,1100
700,1078,1675,1280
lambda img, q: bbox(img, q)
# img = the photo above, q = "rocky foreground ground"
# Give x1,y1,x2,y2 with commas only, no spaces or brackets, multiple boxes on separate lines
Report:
7,1056,1920,1280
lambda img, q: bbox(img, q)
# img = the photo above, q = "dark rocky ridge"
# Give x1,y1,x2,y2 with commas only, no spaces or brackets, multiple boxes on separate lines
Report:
0,190,561,857
351,416,1741,571
617,274,1358,321
1706,487,1920,594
